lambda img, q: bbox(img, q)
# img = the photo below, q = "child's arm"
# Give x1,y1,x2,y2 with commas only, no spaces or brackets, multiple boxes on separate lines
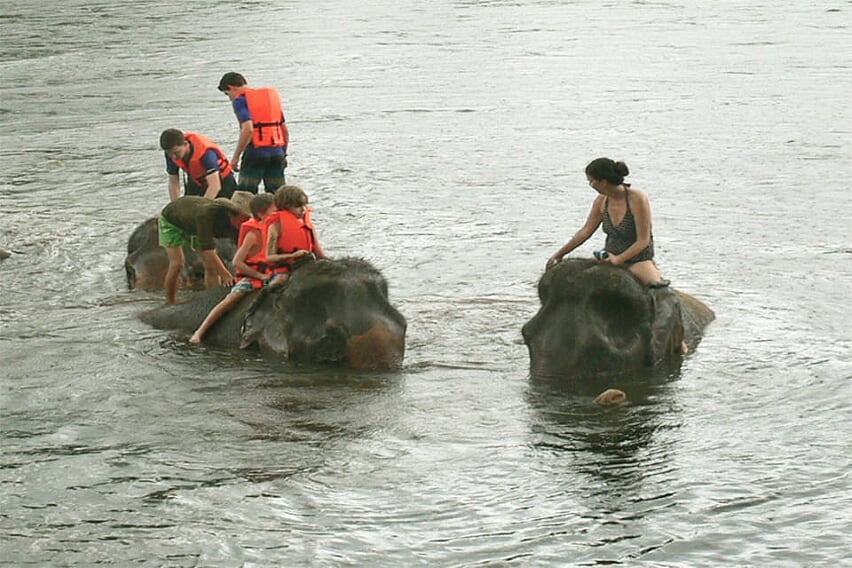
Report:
312,229,328,260
233,231,268,281
266,220,311,265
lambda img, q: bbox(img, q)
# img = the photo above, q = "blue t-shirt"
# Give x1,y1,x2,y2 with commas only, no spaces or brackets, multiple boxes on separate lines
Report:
232,95,286,159
165,147,223,176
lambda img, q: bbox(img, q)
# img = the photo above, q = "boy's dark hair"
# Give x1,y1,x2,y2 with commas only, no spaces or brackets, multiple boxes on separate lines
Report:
274,185,308,210
249,193,275,219
159,128,185,150
218,72,247,92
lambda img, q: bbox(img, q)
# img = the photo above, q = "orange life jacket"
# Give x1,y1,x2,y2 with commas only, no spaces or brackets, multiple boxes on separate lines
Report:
272,209,315,274
244,88,289,148
171,132,233,187
236,217,271,288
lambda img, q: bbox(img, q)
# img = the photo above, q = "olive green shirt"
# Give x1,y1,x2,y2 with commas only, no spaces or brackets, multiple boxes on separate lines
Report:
161,196,238,250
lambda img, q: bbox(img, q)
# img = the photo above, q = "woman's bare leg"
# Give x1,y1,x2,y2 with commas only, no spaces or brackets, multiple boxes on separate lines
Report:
629,260,663,287
630,260,688,353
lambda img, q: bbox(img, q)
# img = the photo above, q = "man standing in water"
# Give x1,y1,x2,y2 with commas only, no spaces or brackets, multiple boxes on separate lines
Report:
217,72,289,194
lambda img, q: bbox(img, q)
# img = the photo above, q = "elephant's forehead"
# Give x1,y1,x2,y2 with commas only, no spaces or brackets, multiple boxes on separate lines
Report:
291,273,384,293
547,273,640,300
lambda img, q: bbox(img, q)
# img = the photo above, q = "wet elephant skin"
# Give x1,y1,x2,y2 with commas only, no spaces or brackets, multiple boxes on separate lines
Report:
522,258,714,381
124,217,236,291
139,257,407,371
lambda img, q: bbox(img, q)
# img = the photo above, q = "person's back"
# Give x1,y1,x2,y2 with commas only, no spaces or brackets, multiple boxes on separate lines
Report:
158,192,253,304
162,196,241,248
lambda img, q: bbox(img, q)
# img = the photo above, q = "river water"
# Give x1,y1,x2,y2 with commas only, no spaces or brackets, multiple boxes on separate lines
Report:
1,1,850,566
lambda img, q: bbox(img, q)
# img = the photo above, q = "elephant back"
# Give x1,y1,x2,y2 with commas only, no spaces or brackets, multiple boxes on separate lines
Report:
673,290,715,349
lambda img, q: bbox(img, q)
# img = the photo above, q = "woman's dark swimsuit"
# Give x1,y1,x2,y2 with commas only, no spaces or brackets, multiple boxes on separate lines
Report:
602,188,654,264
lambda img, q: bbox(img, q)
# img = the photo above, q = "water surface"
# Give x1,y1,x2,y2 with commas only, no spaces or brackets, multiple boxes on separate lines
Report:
1,1,850,565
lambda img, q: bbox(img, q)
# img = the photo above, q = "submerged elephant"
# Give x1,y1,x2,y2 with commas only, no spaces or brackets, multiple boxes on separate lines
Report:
139,257,407,370
124,217,237,290
522,258,715,380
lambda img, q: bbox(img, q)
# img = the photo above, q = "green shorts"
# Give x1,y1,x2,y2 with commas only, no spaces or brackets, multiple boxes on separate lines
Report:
158,215,200,250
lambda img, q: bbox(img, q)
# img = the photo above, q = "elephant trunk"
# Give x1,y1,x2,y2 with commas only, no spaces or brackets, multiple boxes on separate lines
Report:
307,320,350,364
346,321,406,370
289,318,405,371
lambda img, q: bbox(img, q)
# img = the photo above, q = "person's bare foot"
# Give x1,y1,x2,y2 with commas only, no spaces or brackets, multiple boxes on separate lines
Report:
189,332,203,344
680,341,689,355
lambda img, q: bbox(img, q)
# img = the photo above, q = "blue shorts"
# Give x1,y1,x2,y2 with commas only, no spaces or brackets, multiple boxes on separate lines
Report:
229,277,257,294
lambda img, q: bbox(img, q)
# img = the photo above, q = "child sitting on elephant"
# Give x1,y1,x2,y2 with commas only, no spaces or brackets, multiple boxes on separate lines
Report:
265,185,328,286
190,193,277,344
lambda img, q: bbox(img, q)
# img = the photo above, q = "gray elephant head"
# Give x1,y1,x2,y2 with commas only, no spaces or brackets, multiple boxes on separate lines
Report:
124,217,236,290
140,257,407,371
521,258,714,380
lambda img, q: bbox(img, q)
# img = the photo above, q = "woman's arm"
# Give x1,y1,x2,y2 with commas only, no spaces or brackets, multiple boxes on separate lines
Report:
546,196,604,267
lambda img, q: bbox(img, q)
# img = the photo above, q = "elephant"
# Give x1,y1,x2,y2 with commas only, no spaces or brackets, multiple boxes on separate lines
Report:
124,217,237,290
522,258,715,380
139,257,407,370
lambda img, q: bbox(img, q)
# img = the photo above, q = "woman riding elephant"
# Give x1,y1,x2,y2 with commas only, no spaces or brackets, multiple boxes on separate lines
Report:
546,157,667,288
522,258,715,380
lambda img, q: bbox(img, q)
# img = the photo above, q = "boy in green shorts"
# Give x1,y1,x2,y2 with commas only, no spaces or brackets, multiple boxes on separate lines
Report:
158,192,253,304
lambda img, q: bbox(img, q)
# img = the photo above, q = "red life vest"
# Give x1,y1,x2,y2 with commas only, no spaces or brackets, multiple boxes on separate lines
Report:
243,88,289,148
171,132,233,187
272,209,315,274
236,217,271,288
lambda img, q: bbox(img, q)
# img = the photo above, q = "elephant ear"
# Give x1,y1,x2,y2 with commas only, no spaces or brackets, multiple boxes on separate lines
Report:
647,286,685,365
239,287,288,351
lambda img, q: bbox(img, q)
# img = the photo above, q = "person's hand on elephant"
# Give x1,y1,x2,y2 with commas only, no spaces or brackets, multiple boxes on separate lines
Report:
546,254,562,269
604,254,624,266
